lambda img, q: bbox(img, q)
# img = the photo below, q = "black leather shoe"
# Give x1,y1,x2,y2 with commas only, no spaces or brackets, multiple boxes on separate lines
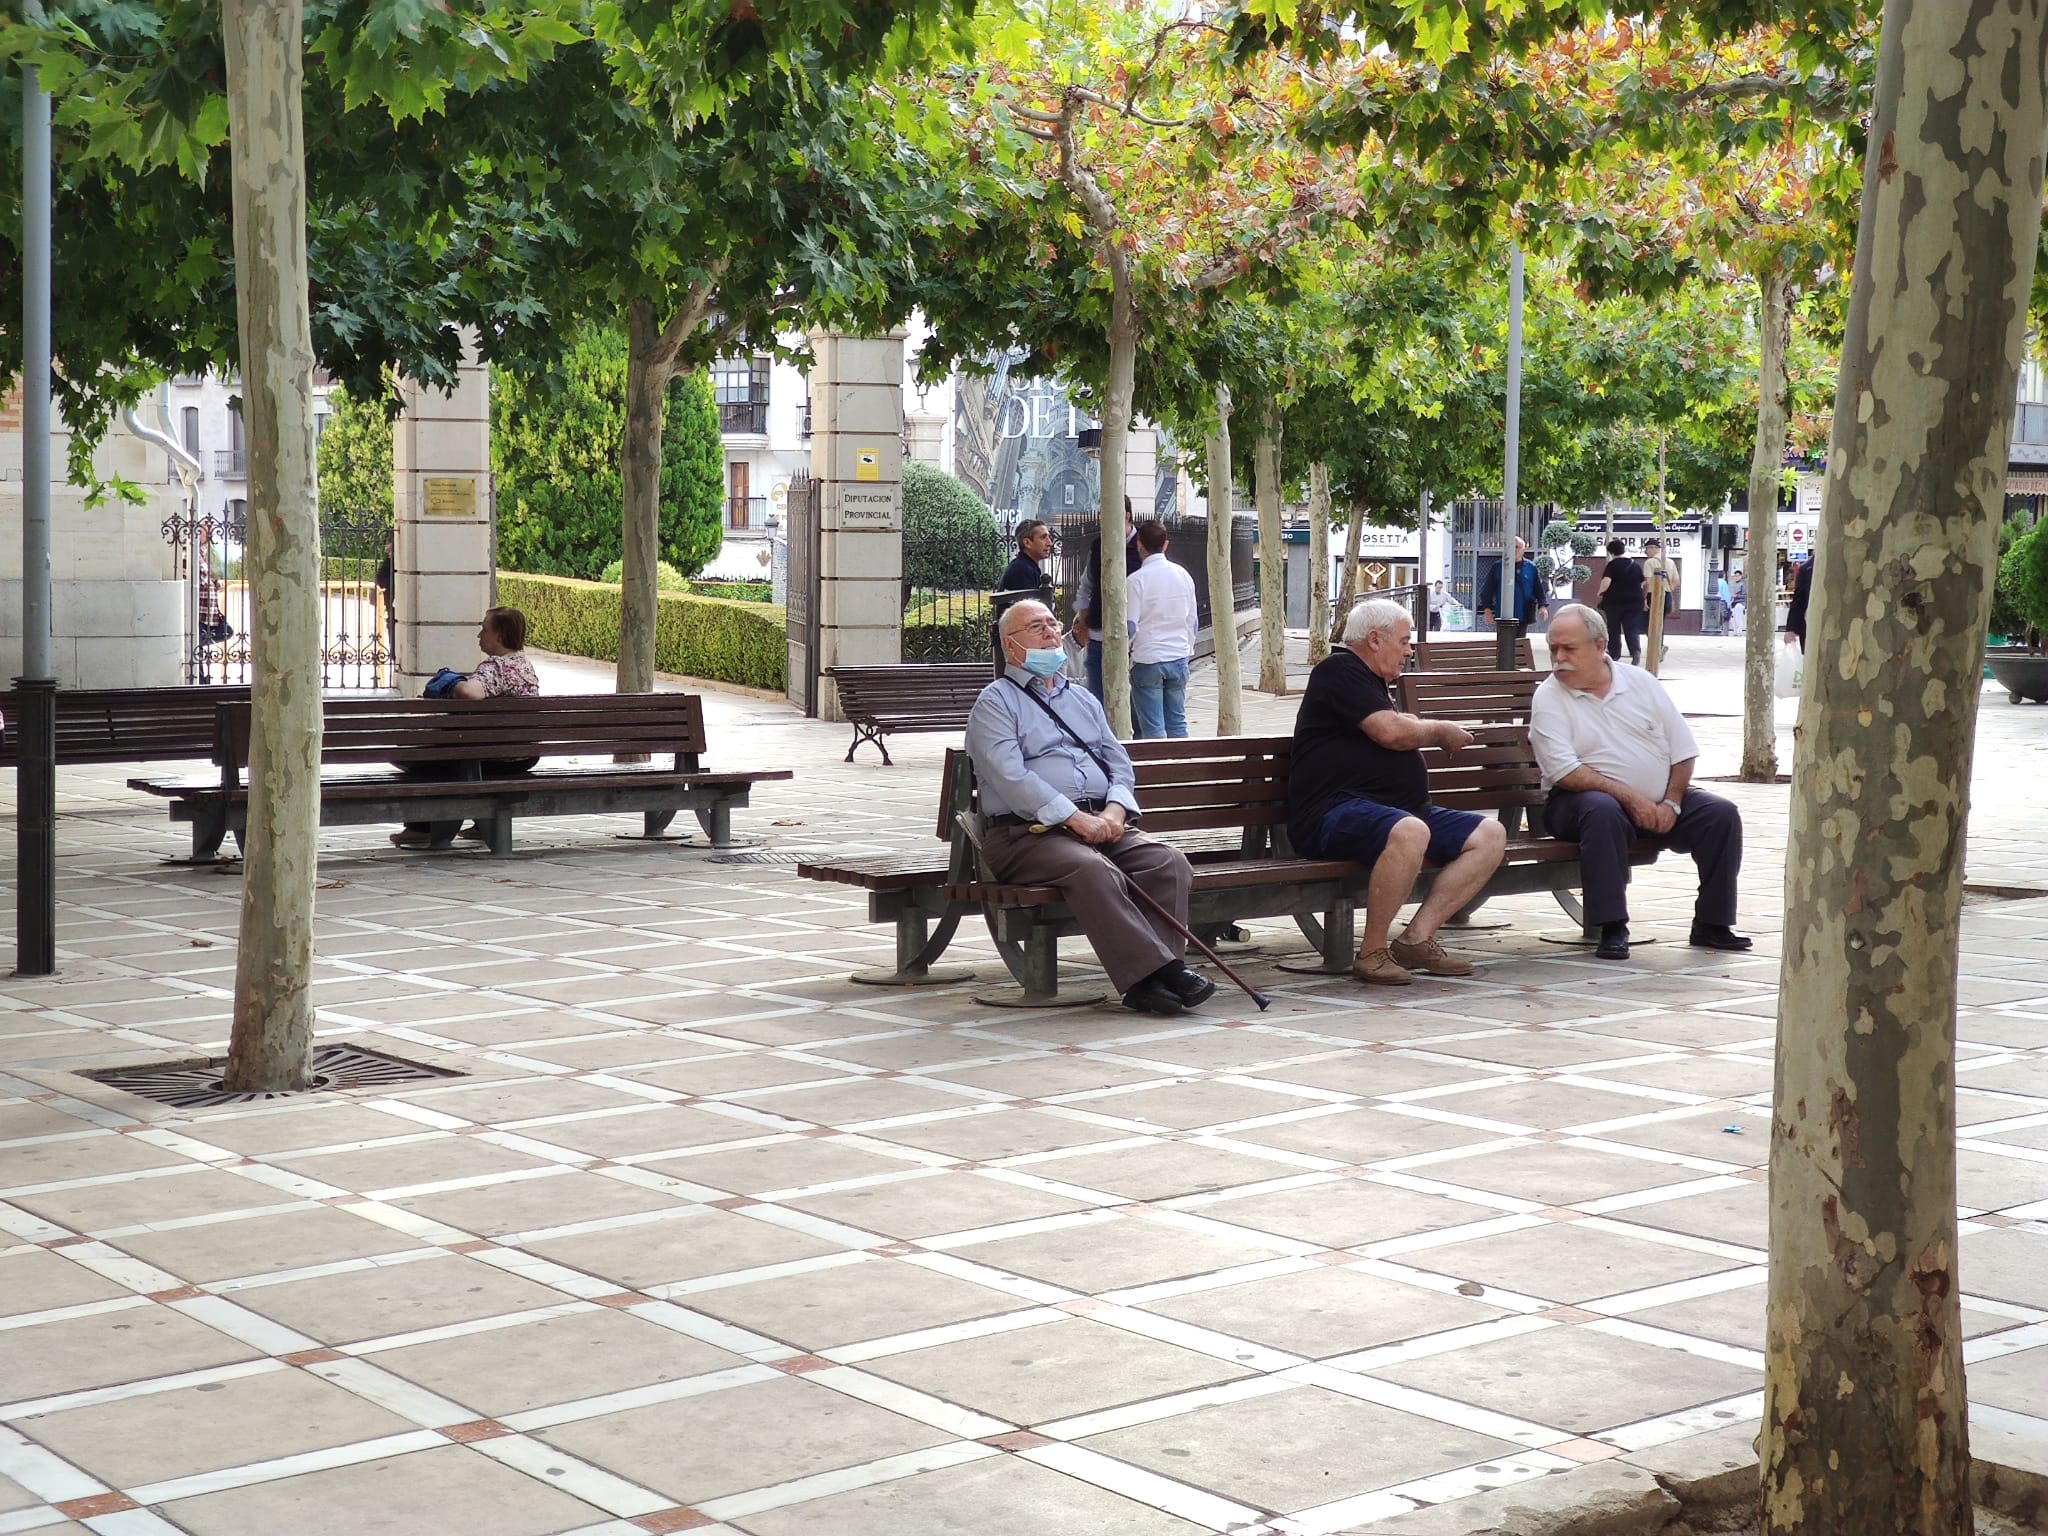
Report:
1164,966,1217,1008
1595,922,1630,961
1689,924,1754,952
1121,978,1185,1016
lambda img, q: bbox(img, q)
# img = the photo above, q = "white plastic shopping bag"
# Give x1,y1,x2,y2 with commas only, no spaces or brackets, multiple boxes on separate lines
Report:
1773,642,1804,699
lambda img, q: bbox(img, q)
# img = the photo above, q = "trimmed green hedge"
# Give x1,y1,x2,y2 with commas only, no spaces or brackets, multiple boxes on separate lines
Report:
499,572,786,692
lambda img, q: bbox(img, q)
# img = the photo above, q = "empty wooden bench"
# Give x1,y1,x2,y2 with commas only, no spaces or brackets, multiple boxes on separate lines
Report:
0,685,251,767
1412,635,1534,672
828,664,993,764
1396,669,1540,724
128,693,790,860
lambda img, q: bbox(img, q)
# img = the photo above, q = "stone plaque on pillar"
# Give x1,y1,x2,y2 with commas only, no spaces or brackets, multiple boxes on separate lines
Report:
808,330,906,721
393,336,493,696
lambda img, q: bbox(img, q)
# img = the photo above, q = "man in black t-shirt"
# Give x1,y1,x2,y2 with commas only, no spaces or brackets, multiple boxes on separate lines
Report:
1289,598,1508,985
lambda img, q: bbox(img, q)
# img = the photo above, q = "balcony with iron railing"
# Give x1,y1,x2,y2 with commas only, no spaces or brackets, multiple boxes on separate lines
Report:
727,495,768,530
215,449,246,478
718,399,769,436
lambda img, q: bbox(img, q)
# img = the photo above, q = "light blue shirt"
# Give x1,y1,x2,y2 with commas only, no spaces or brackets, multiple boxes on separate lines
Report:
965,666,1141,825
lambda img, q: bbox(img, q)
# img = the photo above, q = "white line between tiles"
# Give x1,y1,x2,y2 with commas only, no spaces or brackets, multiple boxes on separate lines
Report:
0,1164,204,1200
1596,1391,1764,1451
0,1204,70,1244
1556,1134,1747,1175
1345,1257,1552,1315
646,1249,871,1300
361,1164,575,1203
821,1306,1069,1365
0,1424,107,1503
0,1510,69,1536
0,1294,152,1334
1306,1449,1579,1534
1021,1440,1267,1532
1290,1364,1569,1450
918,1207,1117,1253
337,1303,600,1363
0,1358,284,1424
1583,1317,1765,1371
696,1440,998,1522
82,1508,190,1536
622,1298,796,1361
903,1251,1077,1305
1037,1372,1298,1443
1574,1174,1750,1215
1588,1265,1766,1316
498,1363,780,1433
1097,1255,1317,1309
1356,1213,1551,1261
1090,1305,1306,1375
121,1429,446,1506
161,1293,318,1355
1963,1321,2048,1363
207,1246,446,1295
466,1434,673,1519
85,1199,325,1242
1319,1315,1558,1374
807,1365,1014,1439
1574,1215,1766,1266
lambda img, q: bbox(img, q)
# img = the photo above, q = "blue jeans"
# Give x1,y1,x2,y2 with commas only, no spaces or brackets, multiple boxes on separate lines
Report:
1085,638,1104,700
1130,658,1190,739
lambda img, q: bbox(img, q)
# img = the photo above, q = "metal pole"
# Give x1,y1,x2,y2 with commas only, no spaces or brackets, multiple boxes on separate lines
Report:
1497,243,1526,669
15,1,56,977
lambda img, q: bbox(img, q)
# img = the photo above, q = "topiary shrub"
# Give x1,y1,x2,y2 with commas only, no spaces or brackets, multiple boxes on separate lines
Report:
902,461,1005,597
493,329,725,581
316,382,395,530
1990,512,2033,644
1999,515,2048,649
599,558,691,592
498,572,785,691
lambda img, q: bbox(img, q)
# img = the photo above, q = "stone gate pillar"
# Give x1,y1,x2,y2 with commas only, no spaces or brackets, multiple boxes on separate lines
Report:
392,336,493,696
809,329,905,721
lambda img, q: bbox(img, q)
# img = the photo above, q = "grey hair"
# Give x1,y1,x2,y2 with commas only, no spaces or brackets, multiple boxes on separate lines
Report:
1342,597,1411,645
1551,602,1608,645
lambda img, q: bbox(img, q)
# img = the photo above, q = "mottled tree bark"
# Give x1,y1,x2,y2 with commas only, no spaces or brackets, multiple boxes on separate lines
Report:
1742,261,1792,782
1762,0,2048,1527
1205,386,1242,735
1307,462,1331,666
222,0,321,1093
620,301,675,698
1331,499,1366,646
1098,259,1137,737
1255,402,1286,693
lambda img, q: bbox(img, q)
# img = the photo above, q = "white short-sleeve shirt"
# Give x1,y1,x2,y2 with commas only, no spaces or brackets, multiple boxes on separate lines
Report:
1530,665,1698,800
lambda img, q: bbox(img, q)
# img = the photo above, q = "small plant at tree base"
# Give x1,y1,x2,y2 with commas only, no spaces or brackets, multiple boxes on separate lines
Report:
1998,514,2048,650
599,558,691,592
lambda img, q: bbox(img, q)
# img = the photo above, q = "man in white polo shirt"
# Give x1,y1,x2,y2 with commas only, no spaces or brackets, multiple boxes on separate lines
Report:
1126,519,1199,739
1530,604,1749,961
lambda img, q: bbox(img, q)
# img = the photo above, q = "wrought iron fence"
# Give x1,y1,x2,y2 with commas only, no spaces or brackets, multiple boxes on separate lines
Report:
162,506,393,690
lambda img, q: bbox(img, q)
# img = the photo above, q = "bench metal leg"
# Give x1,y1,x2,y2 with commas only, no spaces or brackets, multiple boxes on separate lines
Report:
1277,900,1357,975
845,723,893,765
1442,893,1511,932
694,804,732,848
975,917,1103,1009
643,810,678,837
850,908,973,987
190,808,230,861
486,811,514,857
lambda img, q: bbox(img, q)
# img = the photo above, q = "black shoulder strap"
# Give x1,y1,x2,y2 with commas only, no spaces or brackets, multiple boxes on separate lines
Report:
1004,676,1118,786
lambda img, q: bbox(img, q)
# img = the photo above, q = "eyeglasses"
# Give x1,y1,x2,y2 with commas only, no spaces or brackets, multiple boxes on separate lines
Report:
1015,618,1062,635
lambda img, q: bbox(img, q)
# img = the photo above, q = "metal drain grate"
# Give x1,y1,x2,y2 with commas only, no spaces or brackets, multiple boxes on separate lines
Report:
708,850,811,865
83,1044,463,1108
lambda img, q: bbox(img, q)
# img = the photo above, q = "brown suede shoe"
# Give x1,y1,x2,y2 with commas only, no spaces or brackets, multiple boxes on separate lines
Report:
1351,947,1412,986
1389,936,1474,977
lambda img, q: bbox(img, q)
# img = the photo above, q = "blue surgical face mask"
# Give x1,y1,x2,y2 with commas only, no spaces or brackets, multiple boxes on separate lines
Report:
1021,645,1066,678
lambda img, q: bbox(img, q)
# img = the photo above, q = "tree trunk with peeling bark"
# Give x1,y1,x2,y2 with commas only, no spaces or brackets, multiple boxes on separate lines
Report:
1255,404,1286,693
1761,0,2048,1527
1742,262,1792,782
1331,500,1366,646
620,300,675,698
222,0,321,1093
1307,463,1331,666
1097,259,1137,737
1205,386,1242,735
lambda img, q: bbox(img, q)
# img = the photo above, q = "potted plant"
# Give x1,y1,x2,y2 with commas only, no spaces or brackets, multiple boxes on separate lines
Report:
1987,514,2048,701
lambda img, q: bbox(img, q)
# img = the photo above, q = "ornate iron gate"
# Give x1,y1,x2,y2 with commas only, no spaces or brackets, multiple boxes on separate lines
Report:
784,473,823,715
163,505,393,690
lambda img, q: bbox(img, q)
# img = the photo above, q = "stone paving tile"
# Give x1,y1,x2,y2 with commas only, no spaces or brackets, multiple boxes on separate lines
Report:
0,647,2043,1535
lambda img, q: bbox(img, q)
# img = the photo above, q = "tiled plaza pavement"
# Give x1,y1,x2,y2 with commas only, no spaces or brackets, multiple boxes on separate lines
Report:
1,638,2044,1535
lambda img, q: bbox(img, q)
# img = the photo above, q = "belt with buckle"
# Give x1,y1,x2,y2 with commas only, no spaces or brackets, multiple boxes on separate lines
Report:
991,799,1110,827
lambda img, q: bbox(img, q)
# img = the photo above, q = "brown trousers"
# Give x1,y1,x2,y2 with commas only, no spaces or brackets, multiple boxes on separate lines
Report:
981,822,1192,993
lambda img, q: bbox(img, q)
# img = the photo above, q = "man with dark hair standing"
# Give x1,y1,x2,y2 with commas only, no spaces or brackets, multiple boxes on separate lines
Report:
995,520,1054,619
1071,497,1141,701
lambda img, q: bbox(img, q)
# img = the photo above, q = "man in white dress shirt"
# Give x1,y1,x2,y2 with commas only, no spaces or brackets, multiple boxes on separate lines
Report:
1126,520,1199,739
1529,604,1750,961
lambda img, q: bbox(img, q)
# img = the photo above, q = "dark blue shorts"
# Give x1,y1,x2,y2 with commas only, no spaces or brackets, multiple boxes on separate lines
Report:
1310,799,1486,867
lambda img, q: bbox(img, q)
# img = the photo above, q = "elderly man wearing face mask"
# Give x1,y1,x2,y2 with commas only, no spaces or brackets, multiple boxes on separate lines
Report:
962,601,1213,1017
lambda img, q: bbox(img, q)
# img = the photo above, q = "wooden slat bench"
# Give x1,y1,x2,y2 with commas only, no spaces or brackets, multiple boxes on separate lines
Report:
0,685,252,767
128,693,790,860
804,725,1658,1002
1396,669,1540,724
1413,635,1534,671
828,664,993,765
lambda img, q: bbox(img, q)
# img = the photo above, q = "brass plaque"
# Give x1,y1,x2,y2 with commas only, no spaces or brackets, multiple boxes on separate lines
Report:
422,477,478,518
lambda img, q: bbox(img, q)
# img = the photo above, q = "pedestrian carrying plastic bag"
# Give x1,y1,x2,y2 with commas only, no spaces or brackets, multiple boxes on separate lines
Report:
1774,643,1804,699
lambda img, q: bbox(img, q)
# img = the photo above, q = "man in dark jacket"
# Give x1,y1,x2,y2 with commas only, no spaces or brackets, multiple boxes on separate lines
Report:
994,521,1055,619
1476,538,1548,628
1784,554,1814,652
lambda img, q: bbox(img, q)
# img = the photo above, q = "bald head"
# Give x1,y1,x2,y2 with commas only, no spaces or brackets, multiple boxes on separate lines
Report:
1001,600,1062,667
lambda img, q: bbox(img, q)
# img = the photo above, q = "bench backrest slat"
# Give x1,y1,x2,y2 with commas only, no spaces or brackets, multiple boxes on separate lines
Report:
0,685,253,766
1413,636,1534,672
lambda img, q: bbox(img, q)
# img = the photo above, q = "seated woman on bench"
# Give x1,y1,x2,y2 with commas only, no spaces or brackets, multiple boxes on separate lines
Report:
391,606,539,849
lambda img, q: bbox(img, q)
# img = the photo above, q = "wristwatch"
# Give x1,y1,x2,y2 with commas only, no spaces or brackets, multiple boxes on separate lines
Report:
1660,798,1682,814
